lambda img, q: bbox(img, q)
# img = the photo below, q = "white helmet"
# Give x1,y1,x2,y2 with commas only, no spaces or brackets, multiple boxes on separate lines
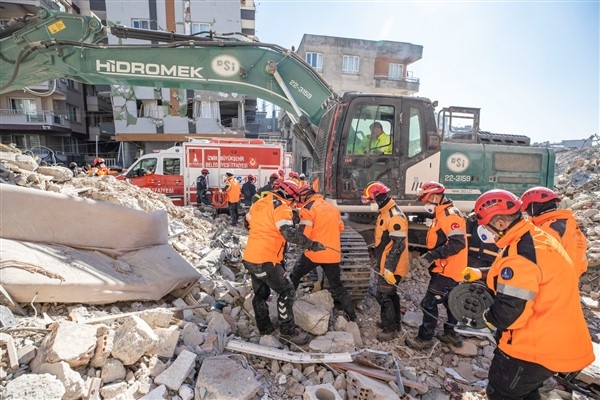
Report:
225,170,234,176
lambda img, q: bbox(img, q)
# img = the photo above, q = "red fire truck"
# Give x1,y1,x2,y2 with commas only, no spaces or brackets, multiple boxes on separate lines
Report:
117,138,292,207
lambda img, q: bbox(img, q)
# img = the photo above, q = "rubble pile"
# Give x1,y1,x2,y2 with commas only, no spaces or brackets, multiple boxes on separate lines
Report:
0,144,598,400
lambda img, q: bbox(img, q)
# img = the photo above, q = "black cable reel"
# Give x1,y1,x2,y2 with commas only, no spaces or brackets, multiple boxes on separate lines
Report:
448,282,494,329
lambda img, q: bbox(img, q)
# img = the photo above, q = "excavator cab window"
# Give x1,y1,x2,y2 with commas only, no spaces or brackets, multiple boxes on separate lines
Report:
345,105,394,156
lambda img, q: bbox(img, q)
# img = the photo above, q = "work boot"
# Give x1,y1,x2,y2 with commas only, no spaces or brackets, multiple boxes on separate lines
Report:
436,331,463,348
259,325,276,336
279,329,310,345
405,336,434,350
377,329,397,342
377,321,401,331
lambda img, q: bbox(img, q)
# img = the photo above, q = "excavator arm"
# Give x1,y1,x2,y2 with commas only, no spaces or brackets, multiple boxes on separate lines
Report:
0,10,339,157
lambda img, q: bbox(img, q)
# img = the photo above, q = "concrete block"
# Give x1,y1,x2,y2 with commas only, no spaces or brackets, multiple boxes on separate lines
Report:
154,349,197,391
304,383,342,400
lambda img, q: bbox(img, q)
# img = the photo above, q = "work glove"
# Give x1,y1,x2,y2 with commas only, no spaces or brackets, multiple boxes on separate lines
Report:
461,267,483,282
309,241,326,252
383,269,397,285
418,252,435,268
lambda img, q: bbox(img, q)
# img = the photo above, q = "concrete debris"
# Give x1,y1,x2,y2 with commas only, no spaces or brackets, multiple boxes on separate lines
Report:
0,145,599,400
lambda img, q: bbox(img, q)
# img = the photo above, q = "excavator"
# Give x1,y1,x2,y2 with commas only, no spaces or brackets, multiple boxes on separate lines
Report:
0,10,555,300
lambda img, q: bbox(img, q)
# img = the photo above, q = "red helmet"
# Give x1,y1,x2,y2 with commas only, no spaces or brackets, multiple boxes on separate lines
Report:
272,178,283,190
297,185,316,202
201,168,209,174
474,189,523,225
417,181,445,203
276,179,299,200
269,172,279,180
93,157,105,166
361,181,390,204
247,174,255,182
289,171,299,179
278,169,285,177
520,187,560,211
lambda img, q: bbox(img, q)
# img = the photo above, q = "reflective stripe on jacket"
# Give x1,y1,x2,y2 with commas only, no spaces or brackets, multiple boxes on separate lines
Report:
299,194,343,263
531,209,588,276
374,199,409,277
224,176,241,202
243,192,293,265
486,218,595,372
426,201,468,281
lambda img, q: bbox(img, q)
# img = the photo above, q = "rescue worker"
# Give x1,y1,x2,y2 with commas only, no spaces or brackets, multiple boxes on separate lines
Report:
406,181,468,349
243,180,326,344
360,122,392,155
520,186,588,276
254,172,280,203
196,169,210,206
466,189,595,400
466,211,500,269
361,181,409,340
223,170,241,226
88,157,109,177
289,185,357,322
298,173,309,187
289,171,301,186
241,174,257,207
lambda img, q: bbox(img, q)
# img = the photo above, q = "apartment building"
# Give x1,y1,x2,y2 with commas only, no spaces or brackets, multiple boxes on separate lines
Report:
287,34,423,174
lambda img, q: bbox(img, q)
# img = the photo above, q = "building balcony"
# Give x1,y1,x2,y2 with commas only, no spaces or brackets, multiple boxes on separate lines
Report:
0,109,71,131
373,75,420,93
86,95,113,112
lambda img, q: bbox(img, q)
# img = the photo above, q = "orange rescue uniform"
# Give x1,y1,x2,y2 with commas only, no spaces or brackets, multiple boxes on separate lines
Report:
224,176,241,203
486,219,594,372
531,209,588,276
374,199,409,277
298,194,343,264
243,192,293,265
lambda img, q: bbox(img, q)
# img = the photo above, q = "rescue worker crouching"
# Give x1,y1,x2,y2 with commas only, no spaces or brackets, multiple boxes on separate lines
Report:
223,170,241,226
470,189,594,400
520,186,588,276
406,181,468,349
242,180,326,345
361,181,409,341
289,185,357,322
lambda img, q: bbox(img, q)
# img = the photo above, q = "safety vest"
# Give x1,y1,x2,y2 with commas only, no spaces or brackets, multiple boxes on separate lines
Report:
243,192,294,265
531,209,588,276
374,199,409,277
298,194,343,264
224,176,241,202
426,201,468,281
486,219,595,372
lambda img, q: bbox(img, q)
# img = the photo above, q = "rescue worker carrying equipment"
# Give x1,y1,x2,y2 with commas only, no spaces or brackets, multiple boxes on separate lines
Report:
471,189,594,400
242,180,326,345
289,185,357,322
406,181,468,350
361,181,409,341
223,171,241,226
520,186,588,276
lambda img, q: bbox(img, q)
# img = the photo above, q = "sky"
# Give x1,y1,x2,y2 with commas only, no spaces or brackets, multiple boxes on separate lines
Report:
253,1,599,144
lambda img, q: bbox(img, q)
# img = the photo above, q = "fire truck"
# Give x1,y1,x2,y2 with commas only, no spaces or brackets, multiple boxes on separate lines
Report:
117,138,292,207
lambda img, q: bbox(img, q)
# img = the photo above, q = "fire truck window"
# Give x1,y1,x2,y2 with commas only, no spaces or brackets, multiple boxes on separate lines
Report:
408,107,423,158
163,158,181,175
138,158,157,176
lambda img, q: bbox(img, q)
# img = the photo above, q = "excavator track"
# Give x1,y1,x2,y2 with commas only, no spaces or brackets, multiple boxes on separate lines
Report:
325,226,373,302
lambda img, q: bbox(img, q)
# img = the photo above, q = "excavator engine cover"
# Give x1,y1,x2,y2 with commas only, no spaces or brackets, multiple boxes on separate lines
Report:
448,282,494,329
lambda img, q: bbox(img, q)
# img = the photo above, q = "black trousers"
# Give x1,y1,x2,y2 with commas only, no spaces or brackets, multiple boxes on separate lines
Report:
487,348,555,400
289,255,356,320
375,274,402,331
417,273,459,340
229,201,239,224
243,261,296,335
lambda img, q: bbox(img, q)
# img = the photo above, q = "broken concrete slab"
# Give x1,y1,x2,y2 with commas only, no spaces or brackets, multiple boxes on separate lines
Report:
196,356,260,400
309,331,355,353
31,321,97,370
303,383,342,400
38,361,86,400
3,373,66,400
293,299,330,335
111,316,158,365
154,349,197,391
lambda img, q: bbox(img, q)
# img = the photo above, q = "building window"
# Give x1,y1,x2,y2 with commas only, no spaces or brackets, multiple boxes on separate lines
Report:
305,52,323,72
67,104,80,122
388,63,403,81
10,98,37,115
191,22,211,35
342,55,359,75
131,19,150,29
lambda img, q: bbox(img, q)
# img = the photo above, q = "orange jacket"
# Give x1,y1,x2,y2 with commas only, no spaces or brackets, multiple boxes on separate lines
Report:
243,192,293,265
374,199,409,277
486,219,595,372
298,194,343,263
426,201,468,281
531,209,588,276
224,176,241,203
88,166,109,177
